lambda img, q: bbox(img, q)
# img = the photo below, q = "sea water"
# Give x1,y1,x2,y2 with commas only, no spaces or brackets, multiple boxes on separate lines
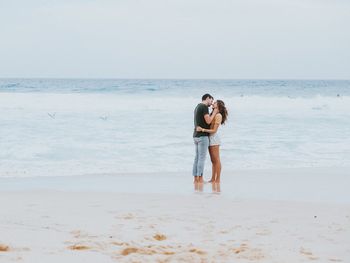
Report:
1,79,349,178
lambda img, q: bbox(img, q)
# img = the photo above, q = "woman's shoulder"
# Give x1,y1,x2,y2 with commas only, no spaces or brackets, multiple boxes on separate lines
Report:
215,113,222,119
215,113,222,123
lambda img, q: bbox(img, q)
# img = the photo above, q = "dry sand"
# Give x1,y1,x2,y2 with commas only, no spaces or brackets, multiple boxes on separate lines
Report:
0,190,349,262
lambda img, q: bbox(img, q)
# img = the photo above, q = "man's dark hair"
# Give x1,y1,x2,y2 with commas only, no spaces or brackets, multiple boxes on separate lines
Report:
202,94,213,101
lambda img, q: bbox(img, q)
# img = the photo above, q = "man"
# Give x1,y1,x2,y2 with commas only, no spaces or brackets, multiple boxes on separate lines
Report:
193,94,218,183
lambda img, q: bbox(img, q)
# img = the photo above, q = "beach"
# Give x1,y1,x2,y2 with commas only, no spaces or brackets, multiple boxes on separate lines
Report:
1,168,350,263
1,79,350,262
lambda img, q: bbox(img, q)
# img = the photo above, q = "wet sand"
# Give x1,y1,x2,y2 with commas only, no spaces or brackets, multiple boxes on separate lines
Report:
1,168,350,262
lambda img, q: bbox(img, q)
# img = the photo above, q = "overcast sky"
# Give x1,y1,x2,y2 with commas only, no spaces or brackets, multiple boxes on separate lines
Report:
0,0,349,79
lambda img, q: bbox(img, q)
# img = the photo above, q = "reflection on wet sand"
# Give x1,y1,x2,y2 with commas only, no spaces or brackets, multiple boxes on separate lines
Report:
194,182,203,192
211,183,221,193
193,182,221,193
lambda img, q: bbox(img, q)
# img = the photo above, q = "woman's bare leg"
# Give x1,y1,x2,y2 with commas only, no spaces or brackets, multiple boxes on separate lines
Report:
209,145,221,183
208,146,216,183
216,146,221,183
216,164,221,183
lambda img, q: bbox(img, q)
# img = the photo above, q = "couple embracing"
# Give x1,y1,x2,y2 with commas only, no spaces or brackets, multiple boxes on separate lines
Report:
192,94,228,184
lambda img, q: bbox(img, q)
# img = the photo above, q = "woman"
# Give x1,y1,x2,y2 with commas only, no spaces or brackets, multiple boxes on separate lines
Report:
196,100,228,183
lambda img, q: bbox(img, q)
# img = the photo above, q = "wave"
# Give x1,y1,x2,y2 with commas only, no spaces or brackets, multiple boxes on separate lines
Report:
1,79,350,97
1,92,349,115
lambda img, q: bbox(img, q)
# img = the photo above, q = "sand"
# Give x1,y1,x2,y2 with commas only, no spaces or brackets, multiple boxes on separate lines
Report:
1,189,349,263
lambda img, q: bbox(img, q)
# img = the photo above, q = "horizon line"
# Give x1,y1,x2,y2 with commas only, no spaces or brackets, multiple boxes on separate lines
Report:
0,77,349,81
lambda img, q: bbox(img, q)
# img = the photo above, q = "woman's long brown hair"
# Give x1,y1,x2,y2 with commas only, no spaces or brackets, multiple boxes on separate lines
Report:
217,100,228,124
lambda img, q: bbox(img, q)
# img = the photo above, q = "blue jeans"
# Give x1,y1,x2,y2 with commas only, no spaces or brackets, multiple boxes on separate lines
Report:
192,136,209,176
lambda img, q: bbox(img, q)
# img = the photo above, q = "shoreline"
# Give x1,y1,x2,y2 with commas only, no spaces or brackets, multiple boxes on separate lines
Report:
1,167,349,204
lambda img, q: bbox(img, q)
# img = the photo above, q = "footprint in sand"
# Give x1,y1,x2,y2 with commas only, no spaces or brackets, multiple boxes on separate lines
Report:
232,243,249,254
68,244,91,250
0,245,30,253
70,230,98,239
189,248,206,255
328,259,343,262
0,244,9,252
300,247,319,260
121,247,157,256
153,234,167,241
120,245,176,256
255,229,271,236
66,230,101,251
121,247,139,255
232,244,265,260
121,213,135,220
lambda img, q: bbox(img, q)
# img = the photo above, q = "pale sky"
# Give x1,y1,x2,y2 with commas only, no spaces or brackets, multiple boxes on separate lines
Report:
0,0,349,79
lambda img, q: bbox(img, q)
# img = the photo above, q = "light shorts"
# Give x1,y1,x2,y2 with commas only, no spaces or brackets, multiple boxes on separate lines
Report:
209,133,221,146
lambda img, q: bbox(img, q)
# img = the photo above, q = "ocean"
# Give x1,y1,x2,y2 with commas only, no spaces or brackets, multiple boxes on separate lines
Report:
1,79,349,178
